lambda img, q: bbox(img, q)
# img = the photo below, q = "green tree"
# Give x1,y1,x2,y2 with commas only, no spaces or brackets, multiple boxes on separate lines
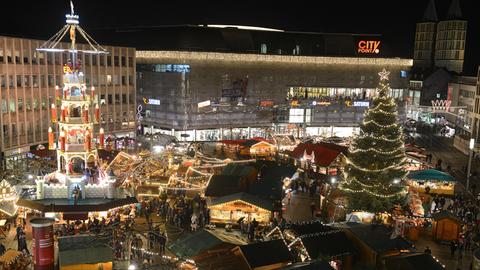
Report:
340,69,407,213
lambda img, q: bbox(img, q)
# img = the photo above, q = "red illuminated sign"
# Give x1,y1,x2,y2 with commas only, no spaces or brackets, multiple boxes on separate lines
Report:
358,40,381,54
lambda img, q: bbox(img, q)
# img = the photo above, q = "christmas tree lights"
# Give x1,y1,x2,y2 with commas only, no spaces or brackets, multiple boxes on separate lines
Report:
340,69,407,212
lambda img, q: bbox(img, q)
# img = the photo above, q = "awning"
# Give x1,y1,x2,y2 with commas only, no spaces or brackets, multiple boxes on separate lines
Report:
407,169,455,182
17,197,138,213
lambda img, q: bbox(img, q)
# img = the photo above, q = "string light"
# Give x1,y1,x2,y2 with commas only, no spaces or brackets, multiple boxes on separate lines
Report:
339,185,407,198
362,120,399,128
349,147,403,155
345,157,406,172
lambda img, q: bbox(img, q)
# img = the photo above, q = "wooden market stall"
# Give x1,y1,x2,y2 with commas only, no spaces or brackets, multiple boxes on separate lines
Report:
247,141,277,158
431,211,461,242
407,169,455,195
208,192,274,225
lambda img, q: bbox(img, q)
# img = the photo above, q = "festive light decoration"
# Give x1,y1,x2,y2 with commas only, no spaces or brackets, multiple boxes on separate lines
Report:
340,68,407,212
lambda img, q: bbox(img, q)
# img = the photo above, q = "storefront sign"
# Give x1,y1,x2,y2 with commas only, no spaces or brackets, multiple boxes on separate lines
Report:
312,101,331,106
198,100,211,108
143,97,160,105
63,64,73,73
260,100,274,107
353,101,370,107
358,40,381,54
4,146,30,157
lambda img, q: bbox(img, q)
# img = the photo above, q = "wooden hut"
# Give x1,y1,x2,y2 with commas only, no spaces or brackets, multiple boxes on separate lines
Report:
232,240,293,270
431,211,461,241
247,141,276,158
208,192,274,224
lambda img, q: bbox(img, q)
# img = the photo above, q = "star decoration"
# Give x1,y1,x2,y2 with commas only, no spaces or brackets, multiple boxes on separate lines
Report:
378,69,390,81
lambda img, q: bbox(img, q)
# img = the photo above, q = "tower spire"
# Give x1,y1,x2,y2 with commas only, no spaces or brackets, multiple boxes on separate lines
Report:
422,0,438,22
70,0,75,15
446,0,462,20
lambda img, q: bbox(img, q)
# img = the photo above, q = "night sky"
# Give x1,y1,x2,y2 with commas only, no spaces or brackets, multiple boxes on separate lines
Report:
1,0,478,74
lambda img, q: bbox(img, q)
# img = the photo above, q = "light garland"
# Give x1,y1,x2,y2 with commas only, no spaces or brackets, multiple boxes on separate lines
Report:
356,134,402,142
362,120,398,128
339,185,407,198
345,157,406,172
349,147,403,155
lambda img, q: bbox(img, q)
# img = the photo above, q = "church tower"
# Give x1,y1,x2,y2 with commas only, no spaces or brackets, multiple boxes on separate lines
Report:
434,0,467,73
413,0,438,69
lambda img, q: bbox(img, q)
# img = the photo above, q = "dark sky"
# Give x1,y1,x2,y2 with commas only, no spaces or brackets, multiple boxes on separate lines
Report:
1,0,478,75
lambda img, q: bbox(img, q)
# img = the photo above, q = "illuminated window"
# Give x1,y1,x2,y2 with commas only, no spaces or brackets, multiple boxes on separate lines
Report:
261,44,267,54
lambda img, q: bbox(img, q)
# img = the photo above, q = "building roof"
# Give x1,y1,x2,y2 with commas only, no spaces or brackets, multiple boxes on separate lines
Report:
279,260,334,270
446,0,462,20
16,197,138,213
209,192,275,211
422,0,438,22
291,143,343,167
385,252,445,270
91,25,387,57
204,175,243,197
58,235,112,266
339,223,413,253
431,210,461,223
169,229,246,258
407,169,454,182
238,239,293,268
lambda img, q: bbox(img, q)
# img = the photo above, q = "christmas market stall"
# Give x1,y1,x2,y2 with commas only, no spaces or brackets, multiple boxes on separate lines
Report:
272,134,298,151
208,192,274,225
0,180,19,217
246,140,277,159
407,169,455,195
431,211,461,242
335,223,413,269
232,240,293,270
0,250,28,270
385,253,445,270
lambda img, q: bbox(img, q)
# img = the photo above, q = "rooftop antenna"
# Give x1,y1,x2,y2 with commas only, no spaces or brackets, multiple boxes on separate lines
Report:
37,0,108,54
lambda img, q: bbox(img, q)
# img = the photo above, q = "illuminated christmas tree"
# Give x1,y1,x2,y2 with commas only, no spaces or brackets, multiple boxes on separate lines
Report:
340,69,407,213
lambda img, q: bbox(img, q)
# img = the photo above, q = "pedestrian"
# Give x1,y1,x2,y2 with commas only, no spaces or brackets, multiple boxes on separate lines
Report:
450,240,457,258
287,191,292,205
0,242,5,256
424,246,431,254
310,201,316,217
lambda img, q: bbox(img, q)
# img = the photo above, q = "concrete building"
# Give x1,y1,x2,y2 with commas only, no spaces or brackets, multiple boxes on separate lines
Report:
0,36,136,168
126,25,412,141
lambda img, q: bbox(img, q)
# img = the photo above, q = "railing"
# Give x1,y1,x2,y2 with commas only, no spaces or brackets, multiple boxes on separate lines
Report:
65,144,85,152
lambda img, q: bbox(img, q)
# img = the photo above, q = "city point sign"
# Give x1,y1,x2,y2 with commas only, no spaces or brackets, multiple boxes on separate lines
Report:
358,40,381,54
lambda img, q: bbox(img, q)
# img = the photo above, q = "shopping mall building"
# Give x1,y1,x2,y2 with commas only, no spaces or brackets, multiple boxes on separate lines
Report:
0,35,136,168
126,25,413,141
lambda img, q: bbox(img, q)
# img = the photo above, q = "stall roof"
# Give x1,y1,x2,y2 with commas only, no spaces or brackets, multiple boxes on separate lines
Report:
291,143,343,167
385,252,445,270
58,235,112,266
431,210,461,223
169,229,246,258
300,232,355,258
17,197,138,213
205,175,243,197
407,169,454,182
288,220,333,235
222,163,256,177
209,192,275,211
336,222,413,253
279,260,335,270
237,240,293,269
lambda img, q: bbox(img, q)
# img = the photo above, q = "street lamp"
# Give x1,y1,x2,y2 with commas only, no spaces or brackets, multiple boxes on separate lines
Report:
330,176,337,184
467,138,475,191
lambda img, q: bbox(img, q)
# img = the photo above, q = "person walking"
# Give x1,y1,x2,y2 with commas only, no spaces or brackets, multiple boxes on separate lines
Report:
450,240,457,258
310,201,316,217
287,191,292,205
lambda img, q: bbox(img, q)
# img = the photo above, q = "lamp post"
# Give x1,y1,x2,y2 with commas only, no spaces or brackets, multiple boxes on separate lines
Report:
467,138,475,191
